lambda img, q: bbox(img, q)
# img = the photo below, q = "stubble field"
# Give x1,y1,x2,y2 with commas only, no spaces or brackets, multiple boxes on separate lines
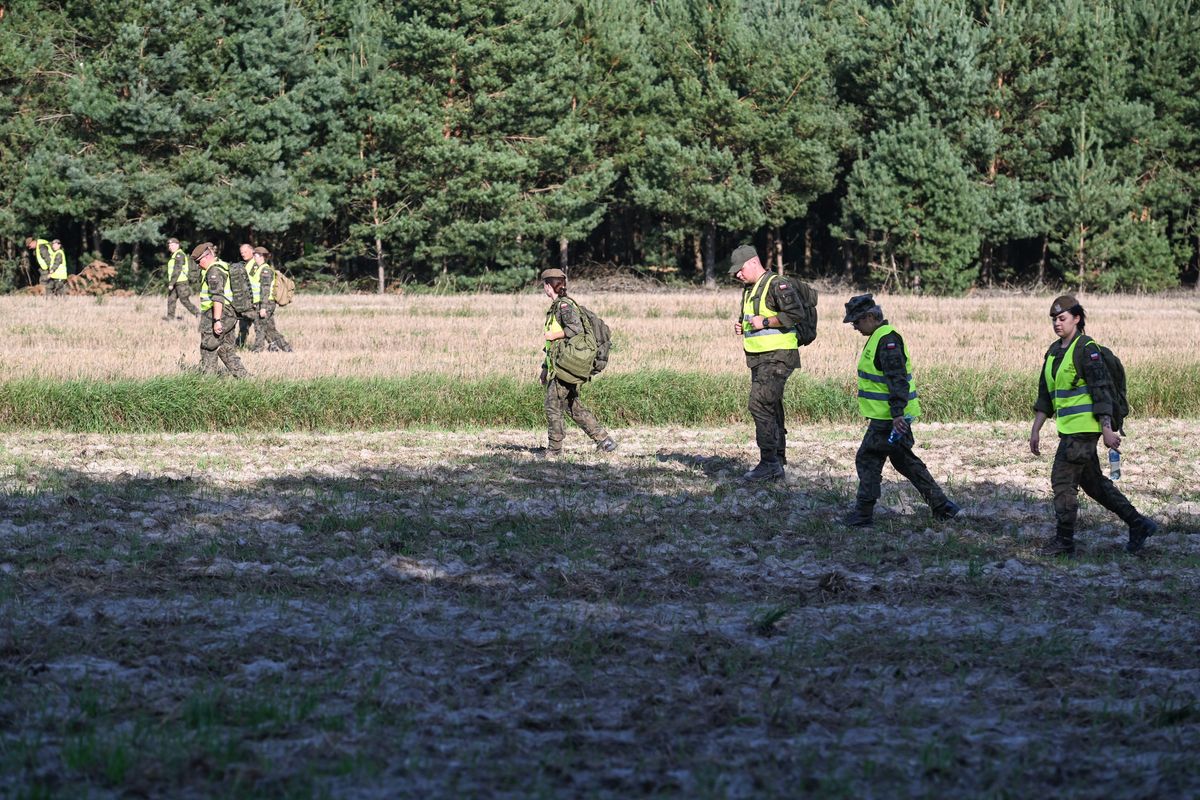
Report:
2,290,1199,797
1,420,1198,798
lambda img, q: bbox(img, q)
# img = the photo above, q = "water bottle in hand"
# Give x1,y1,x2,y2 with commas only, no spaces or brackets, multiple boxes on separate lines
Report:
1108,448,1121,480
888,414,914,445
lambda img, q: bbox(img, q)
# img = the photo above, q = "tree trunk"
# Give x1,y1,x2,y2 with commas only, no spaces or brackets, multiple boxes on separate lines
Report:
131,241,141,276
692,233,703,280
90,222,101,255
372,186,385,294
980,242,992,287
1076,223,1086,287
766,229,776,274
559,236,569,270
842,242,853,283
1038,235,1048,285
773,227,783,274
804,223,813,274
703,223,716,289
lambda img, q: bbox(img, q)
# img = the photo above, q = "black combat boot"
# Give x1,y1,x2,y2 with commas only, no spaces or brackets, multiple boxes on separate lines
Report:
596,437,617,453
842,502,874,527
744,451,784,482
1126,516,1158,554
1039,535,1076,557
932,500,960,521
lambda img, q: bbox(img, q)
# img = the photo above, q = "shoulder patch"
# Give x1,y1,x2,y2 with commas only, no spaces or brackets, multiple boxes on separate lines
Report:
778,282,789,289
1090,352,1101,360
885,342,897,349
560,303,569,310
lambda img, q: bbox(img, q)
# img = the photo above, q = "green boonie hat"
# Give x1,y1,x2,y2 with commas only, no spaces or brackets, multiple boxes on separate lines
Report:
541,268,567,280
843,293,878,323
1049,295,1079,316
190,242,215,261
727,244,759,276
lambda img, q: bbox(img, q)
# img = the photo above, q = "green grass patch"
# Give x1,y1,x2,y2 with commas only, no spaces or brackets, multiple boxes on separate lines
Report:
0,363,1196,432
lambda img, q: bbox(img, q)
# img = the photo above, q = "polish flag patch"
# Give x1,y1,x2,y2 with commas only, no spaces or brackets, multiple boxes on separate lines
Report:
1090,352,1101,360
885,342,897,349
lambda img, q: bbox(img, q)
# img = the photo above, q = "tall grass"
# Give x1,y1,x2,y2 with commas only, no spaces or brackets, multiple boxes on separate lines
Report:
2,364,1195,432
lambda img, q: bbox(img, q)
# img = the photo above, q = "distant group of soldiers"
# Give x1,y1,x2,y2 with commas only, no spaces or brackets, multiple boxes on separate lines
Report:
539,243,1160,556
26,234,292,378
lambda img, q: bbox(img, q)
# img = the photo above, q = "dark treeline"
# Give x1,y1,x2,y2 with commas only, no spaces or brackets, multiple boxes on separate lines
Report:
2,0,1198,293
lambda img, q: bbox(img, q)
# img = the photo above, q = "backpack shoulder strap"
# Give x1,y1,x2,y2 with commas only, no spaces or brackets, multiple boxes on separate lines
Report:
751,275,775,317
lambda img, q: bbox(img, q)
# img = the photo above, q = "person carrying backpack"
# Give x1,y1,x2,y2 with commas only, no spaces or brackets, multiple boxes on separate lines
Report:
1029,295,1158,555
538,268,616,458
729,244,819,482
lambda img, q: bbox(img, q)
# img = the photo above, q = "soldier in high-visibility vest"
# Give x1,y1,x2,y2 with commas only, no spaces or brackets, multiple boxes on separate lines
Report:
248,247,292,352
842,294,959,527
26,236,67,296
538,268,615,458
194,241,248,378
730,244,814,482
163,237,199,319
1029,295,1157,555
230,243,258,348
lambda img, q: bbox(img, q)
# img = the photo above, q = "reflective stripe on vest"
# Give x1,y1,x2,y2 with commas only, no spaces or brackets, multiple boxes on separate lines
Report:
166,251,189,284
48,249,67,279
33,239,51,271
1045,335,1101,434
199,260,232,313
741,274,798,353
856,324,921,420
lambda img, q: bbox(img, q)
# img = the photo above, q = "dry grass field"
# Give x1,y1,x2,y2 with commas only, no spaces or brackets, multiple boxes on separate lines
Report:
1,422,1198,797
1,290,1196,382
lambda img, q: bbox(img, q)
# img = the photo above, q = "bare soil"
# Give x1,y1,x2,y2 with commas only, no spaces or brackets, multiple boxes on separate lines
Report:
1,422,1197,798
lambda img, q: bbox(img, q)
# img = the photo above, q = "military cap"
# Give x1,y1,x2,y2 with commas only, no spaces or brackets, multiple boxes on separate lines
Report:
1049,295,1080,317
167,237,180,245
252,246,270,256
51,239,61,246
541,268,567,280
727,244,760,276
190,242,215,261
843,293,881,323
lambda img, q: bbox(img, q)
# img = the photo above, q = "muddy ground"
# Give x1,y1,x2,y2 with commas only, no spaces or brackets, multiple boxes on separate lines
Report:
1,422,1198,798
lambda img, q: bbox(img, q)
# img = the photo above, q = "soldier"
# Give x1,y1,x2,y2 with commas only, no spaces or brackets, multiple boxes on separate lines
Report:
194,242,248,378
248,246,292,352
229,243,257,347
538,268,616,457
730,244,816,482
842,294,959,526
1029,295,1158,555
163,237,199,319
26,236,67,296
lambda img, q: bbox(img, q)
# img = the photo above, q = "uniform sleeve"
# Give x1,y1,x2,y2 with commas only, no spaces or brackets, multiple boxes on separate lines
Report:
206,266,229,304
873,331,912,419
1075,338,1114,418
261,266,274,301
557,300,584,339
766,275,805,330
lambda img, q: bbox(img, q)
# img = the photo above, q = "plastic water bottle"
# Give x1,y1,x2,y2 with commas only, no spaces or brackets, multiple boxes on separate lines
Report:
1108,448,1121,480
888,414,914,445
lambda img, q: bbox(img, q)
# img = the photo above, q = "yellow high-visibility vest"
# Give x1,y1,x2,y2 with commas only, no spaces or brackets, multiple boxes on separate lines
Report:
856,324,921,420
741,274,798,353
1045,335,1102,434
199,260,231,313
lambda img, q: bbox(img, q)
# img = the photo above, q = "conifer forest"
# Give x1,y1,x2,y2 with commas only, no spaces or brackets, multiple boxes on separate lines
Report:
2,0,1198,293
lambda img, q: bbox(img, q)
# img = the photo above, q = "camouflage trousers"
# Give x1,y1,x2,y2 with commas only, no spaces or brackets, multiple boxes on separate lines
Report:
167,282,198,318
235,309,258,348
199,310,248,378
748,360,793,458
250,303,291,352
545,378,607,451
39,272,66,297
1051,433,1140,539
855,418,950,510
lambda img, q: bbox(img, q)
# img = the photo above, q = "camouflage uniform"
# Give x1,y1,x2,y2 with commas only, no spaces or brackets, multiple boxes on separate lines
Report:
227,260,257,348
199,261,248,378
852,327,952,512
1035,334,1147,548
166,250,199,318
743,277,806,464
543,296,609,452
250,264,292,352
